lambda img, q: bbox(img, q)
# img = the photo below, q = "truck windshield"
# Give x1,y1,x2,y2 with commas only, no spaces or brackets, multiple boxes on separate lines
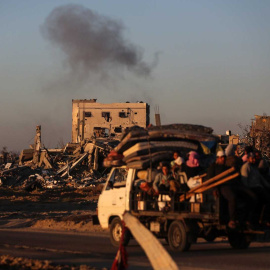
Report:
106,168,128,190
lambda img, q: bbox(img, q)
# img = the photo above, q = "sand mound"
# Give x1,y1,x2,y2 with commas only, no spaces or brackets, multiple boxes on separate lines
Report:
32,219,107,233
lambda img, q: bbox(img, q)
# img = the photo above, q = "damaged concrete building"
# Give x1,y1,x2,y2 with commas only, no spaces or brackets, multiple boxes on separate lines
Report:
1,99,151,189
250,115,270,157
217,130,239,146
72,99,150,142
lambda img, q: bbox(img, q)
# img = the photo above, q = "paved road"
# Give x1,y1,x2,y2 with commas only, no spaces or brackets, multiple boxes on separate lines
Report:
0,229,270,269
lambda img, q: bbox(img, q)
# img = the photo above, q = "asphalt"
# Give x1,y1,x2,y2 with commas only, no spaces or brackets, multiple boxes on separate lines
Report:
0,229,270,269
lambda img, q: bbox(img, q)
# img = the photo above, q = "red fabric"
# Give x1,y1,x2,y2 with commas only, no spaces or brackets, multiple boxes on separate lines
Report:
108,150,124,160
111,221,128,270
140,182,150,192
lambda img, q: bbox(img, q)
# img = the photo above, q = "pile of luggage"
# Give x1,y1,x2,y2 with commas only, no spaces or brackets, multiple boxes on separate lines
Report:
104,124,219,169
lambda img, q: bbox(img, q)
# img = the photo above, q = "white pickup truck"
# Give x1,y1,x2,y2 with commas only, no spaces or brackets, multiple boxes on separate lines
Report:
98,165,251,251
97,124,259,251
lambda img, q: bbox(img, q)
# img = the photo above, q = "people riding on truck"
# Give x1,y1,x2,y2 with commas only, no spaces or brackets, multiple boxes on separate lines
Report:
99,123,270,251
241,152,270,227
147,148,269,230
224,146,258,230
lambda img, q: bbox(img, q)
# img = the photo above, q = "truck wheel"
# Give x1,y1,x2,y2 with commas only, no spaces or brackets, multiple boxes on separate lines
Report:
228,232,251,249
110,217,131,247
168,221,191,252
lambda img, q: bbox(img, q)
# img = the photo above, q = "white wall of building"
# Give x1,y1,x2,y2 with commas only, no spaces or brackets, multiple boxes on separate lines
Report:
72,99,149,142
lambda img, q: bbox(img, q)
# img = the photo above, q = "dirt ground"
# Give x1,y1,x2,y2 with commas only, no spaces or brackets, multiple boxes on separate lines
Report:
0,255,105,270
0,185,109,269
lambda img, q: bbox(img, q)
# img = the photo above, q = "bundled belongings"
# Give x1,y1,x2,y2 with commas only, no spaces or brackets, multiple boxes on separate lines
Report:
179,167,239,202
102,124,249,217
104,124,219,170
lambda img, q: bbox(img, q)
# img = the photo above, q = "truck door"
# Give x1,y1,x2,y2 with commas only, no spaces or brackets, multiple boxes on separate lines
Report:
98,167,130,228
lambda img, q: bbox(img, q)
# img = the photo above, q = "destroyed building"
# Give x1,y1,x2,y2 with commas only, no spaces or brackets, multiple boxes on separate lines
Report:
250,115,270,136
72,99,150,142
250,115,270,157
217,130,239,146
1,99,151,189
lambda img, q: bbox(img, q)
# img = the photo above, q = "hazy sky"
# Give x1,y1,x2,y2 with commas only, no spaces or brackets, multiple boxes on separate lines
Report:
1,0,270,151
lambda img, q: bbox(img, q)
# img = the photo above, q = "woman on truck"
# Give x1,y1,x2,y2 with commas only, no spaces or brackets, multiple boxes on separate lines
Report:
181,151,202,179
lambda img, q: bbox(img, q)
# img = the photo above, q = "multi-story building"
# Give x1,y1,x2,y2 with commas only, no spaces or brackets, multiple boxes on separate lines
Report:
250,115,270,137
72,99,150,142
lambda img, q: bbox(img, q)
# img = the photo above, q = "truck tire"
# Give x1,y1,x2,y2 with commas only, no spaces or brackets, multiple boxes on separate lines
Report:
228,232,251,249
168,221,191,252
110,217,131,247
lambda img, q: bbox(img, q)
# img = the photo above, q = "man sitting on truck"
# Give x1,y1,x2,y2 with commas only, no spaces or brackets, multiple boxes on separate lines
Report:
241,152,270,227
171,151,185,170
254,150,269,179
207,150,238,229
153,163,174,193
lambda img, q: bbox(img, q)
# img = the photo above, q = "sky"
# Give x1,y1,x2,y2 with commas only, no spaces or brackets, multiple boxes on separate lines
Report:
1,0,270,152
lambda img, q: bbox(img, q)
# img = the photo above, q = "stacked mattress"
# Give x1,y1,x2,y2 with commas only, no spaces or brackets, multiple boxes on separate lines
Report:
104,124,219,170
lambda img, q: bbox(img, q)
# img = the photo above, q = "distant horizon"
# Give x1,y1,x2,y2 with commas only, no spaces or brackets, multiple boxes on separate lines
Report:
0,96,255,152
1,100,250,153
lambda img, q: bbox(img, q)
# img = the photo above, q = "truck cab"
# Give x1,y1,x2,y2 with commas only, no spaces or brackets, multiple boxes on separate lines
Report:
98,167,135,228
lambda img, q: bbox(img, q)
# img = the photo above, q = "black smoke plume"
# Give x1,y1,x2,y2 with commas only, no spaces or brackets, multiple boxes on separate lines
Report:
41,4,154,77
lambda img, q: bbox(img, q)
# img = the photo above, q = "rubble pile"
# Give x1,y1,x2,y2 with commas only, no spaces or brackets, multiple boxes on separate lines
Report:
0,255,104,270
0,135,119,190
104,124,219,169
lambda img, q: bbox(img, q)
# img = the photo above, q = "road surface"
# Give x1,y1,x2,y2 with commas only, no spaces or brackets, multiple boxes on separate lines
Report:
0,229,270,269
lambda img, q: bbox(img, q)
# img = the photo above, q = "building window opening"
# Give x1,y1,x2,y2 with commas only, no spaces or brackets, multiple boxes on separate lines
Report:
102,112,111,122
85,112,92,117
119,112,127,118
93,127,109,138
114,126,122,133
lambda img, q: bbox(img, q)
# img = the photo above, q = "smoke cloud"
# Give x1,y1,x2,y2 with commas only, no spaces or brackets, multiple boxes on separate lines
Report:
41,4,154,78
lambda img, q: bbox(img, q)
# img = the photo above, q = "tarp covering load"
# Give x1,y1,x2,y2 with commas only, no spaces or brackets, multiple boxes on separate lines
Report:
104,124,219,169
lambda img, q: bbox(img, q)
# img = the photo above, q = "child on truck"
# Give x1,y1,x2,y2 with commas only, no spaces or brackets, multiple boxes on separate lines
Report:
153,163,174,193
